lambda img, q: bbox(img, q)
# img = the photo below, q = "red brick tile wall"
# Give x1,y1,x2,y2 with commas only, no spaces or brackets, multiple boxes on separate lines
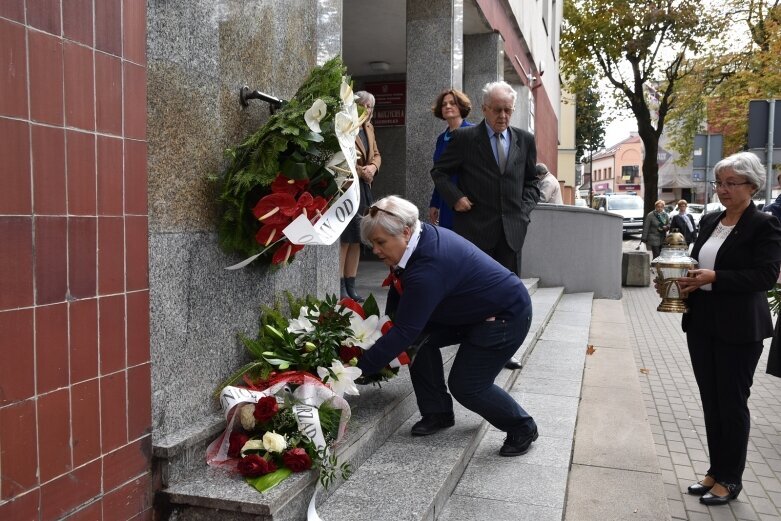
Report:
0,2,151,520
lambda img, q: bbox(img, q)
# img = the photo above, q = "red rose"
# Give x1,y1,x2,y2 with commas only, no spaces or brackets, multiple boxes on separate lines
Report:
237,454,272,477
228,432,250,458
283,448,313,472
381,320,394,335
253,396,279,423
339,345,363,364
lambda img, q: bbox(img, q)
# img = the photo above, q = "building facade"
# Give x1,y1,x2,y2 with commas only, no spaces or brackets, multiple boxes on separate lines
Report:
0,1,562,519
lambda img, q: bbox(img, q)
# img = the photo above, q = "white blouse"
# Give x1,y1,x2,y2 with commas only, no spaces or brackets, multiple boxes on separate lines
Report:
697,222,735,291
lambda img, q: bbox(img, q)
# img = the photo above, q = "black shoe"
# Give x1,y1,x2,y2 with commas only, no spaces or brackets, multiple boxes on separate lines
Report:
500,426,538,456
344,277,364,303
504,357,522,370
687,479,714,496
410,413,455,436
700,482,741,505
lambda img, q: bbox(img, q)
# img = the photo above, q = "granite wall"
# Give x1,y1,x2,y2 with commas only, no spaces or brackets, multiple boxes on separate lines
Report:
147,0,341,440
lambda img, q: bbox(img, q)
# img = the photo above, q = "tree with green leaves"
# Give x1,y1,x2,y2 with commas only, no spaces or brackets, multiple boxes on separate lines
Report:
562,0,726,213
574,82,606,163
666,0,781,158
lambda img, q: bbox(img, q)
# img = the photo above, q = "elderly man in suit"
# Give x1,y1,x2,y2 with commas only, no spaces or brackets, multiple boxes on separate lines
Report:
431,81,539,370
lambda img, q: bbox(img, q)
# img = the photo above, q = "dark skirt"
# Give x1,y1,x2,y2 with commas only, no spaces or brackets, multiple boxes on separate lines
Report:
340,179,373,244
767,315,781,377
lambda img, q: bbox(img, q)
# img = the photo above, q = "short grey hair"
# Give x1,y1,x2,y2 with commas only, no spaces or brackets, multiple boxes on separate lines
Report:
482,81,517,106
713,152,766,194
359,195,419,246
535,163,549,177
355,90,376,119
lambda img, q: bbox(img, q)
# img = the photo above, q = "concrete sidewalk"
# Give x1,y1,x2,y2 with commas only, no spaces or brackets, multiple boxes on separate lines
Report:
625,285,781,521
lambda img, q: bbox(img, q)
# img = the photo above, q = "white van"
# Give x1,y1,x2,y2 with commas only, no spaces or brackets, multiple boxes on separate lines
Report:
592,194,645,235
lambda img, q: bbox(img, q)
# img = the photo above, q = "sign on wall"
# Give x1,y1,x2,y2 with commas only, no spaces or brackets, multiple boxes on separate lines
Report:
364,81,406,127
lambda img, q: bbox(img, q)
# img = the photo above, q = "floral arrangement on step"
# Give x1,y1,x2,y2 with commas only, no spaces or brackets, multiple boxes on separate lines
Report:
216,56,365,267
216,293,408,397
208,293,409,493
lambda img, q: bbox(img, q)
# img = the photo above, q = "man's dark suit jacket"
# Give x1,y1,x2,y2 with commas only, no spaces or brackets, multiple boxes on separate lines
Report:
682,202,781,344
430,121,539,252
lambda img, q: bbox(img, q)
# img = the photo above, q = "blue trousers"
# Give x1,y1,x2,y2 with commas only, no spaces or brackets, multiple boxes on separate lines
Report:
409,304,536,435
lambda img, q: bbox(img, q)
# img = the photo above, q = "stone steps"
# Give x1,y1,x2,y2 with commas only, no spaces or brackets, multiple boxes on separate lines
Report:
156,278,559,521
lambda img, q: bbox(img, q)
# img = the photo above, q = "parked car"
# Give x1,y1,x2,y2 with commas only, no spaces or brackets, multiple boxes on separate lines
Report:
591,194,645,235
574,198,588,208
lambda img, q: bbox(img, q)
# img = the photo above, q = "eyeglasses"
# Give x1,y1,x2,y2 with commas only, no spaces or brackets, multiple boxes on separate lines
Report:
710,181,751,190
486,106,514,115
365,205,403,220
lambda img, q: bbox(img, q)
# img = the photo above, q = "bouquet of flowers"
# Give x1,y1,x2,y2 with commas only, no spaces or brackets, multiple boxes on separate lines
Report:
216,293,409,398
216,57,366,266
206,377,352,491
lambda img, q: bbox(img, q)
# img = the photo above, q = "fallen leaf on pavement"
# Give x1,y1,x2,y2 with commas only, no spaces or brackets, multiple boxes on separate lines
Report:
639,368,650,374
586,345,596,355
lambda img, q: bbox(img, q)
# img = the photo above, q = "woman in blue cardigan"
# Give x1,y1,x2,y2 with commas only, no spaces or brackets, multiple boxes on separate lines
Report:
357,195,538,456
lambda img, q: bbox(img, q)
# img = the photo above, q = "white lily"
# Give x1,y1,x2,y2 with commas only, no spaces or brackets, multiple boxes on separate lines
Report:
347,314,381,349
317,360,362,397
304,98,327,133
340,79,355,107
287,306,318,334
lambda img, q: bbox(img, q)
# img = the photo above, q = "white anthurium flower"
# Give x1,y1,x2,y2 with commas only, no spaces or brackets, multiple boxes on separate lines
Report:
334,105,361,142
240,439,265,455
304,98,328,133
287,306,318,334
340,79,355,107
317,360,362,397
262,431,288,453
325,151,352,186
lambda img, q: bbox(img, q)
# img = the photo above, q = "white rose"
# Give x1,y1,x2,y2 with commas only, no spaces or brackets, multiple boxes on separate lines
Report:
240,439,264,455
239,404,256,431
262,431,288,453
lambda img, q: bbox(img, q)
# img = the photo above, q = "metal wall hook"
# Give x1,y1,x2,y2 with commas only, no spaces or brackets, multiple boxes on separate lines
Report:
239,86,286,113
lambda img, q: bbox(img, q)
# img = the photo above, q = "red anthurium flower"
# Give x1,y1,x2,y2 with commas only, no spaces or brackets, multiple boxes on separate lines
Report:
339,298,366,319
339,345,363,364
253,396,279,423
381,320,394,335
283,448,313,472
270,174,308,196
255,223,287,247
253,193,297,224
303,195,328,221
228,432,250,458
271,241,305,265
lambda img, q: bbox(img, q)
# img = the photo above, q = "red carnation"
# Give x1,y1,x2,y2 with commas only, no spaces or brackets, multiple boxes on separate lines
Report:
283,448,313,472
253,396,279,423
237,454,272,477
339,298,366,319
228,432,250,458
339,345,363,364
381,320,394,335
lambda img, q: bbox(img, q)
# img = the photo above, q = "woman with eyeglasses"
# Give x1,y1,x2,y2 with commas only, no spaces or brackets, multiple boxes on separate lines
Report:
427,89,473,229
671,152,781,505
339,90,381,302
641,199,671,259
357,195,538,457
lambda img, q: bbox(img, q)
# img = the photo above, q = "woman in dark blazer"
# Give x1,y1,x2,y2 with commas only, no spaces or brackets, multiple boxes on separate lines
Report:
676,152,781,505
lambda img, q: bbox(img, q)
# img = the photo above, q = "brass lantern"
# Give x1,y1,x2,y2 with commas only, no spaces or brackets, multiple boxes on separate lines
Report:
651,232,698,313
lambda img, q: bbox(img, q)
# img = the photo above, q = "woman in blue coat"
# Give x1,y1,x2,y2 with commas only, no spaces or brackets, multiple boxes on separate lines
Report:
357,195,538,456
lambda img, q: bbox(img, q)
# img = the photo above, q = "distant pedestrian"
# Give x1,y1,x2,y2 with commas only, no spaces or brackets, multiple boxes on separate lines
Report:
535,163,563,204
670,199,697,245
763,172,781,223
427,89,474,229
641,200,670,259
671,152,781,506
